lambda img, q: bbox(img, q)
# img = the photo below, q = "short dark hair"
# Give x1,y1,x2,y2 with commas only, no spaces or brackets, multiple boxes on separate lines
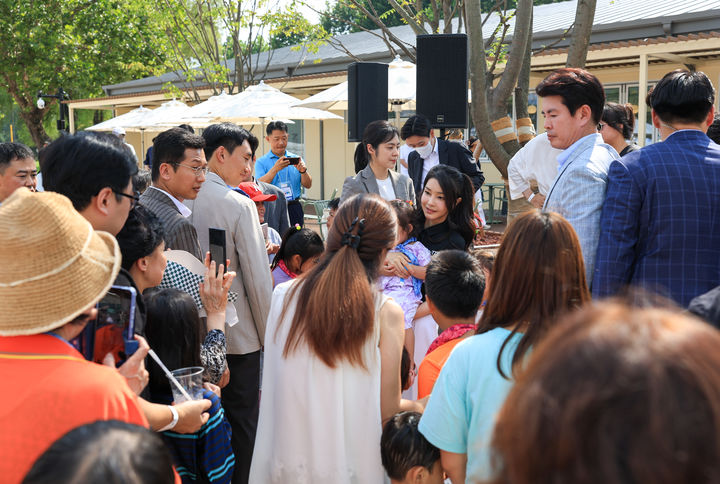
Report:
328,197,340,211
177,123,195,133
381,412,440,481
426,250,485,319
116,205,166,271
647,69,715,125
602,102,635,140
400,114,432,140
133,169,152,195
151,127,205,182
266,121,289,136
0,142,34,173
708,114,720,144
536,68,605,124
22,420,175,484
202,123,251,161
248,131,259,156
41,131,137,211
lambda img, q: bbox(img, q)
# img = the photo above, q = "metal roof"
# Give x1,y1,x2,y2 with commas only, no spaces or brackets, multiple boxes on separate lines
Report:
103,0,720,97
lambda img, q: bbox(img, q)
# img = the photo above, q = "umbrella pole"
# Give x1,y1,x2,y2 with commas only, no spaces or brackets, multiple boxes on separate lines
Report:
320,120,325,199
141,129,145,162
261,118,265,154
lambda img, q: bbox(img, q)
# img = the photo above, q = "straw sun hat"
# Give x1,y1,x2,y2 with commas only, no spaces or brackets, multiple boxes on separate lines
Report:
0,188,121,336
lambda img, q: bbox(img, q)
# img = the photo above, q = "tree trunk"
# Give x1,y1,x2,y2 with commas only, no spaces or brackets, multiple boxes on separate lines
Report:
508,8,535,219
566,0,596,68
19,107,51,149
466,0,511,178
93,109,105,125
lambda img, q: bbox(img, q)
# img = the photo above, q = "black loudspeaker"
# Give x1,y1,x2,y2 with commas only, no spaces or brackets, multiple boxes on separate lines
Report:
348,62,388,142
416,34,468,128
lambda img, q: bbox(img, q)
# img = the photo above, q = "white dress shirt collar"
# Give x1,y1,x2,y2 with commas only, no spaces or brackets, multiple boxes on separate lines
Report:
150,186,192,218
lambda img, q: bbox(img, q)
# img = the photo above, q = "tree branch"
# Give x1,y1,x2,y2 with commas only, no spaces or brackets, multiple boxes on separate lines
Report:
385,0,428,35
490,0,531,117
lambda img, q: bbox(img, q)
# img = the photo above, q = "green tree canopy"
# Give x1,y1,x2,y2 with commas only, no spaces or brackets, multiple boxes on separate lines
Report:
0,0,168,147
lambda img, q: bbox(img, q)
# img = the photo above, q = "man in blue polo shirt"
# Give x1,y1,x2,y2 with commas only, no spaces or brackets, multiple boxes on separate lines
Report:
255,121,312,227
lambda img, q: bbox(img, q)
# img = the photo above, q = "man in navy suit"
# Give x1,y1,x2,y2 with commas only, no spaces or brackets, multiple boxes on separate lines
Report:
593,69,720,307
401,114,484,200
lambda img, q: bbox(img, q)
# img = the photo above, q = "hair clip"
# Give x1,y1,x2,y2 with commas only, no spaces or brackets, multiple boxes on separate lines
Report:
294,224,301,231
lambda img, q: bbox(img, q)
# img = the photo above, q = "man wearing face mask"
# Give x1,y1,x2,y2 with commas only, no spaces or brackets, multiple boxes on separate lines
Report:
401,114,484,200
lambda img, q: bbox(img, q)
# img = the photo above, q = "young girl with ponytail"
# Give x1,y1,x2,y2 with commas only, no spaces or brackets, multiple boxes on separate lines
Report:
270,226,324,288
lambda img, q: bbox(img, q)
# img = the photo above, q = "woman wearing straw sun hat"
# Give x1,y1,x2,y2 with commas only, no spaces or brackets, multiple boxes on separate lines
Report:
0,187,151,483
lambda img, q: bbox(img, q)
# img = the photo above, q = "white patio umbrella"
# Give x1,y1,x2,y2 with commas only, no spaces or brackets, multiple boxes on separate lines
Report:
209,81,342,152
171,91,235,128
295,55,417,115
210,81,342,124
123,99,192,131
85,106,154,132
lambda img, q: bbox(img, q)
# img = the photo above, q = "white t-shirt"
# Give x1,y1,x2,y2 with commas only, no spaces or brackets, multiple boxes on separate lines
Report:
376,176,396,201
267,226,282,264
398,144,414,176
507,133,562,199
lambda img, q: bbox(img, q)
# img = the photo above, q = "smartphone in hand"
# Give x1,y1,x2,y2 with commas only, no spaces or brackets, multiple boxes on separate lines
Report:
209,227,227,276
73,285,138,366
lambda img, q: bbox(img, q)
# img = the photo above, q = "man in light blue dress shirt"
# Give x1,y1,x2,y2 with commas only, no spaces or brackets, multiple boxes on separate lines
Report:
536,68,619,287
255,121,312,227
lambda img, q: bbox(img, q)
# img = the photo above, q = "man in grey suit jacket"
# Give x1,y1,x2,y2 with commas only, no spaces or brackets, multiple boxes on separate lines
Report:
185,123,272,484
139,128,206,261
537,68,619,286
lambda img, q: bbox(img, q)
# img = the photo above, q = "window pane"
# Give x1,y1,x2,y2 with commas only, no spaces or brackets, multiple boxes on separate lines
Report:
605,87,620,103
628,86,654,145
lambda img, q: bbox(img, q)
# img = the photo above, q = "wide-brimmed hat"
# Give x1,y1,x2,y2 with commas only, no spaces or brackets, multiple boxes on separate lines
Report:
0,188,121,335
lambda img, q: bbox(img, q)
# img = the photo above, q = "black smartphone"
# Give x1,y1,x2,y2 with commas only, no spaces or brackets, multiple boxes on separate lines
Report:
286,157,301,165
74,285,138,365
209,227,227,276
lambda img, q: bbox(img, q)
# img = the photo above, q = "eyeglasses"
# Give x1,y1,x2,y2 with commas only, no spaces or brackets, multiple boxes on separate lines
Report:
114,189,140,208
175,163,209,177
598,123,606,130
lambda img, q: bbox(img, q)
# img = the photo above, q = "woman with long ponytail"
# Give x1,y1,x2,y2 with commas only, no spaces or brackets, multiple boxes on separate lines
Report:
250,193,423,484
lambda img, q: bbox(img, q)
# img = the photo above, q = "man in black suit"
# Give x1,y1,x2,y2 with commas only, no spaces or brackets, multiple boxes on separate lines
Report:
401,114,484,199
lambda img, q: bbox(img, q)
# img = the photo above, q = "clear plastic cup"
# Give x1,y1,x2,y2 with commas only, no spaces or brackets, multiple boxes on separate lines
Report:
169,366,204,404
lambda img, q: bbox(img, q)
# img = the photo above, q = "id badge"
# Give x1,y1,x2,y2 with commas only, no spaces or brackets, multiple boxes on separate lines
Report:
280,182,294,201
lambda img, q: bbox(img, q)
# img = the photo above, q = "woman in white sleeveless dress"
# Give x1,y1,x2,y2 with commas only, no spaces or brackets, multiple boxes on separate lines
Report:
250,193,424,484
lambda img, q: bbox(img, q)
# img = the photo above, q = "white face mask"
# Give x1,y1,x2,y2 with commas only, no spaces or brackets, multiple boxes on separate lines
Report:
415,137,434,159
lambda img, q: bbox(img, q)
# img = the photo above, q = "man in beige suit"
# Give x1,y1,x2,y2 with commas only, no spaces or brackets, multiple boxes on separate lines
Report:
185,123,272,484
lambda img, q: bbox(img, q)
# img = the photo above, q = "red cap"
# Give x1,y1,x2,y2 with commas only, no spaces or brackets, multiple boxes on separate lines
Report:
237,182,277,202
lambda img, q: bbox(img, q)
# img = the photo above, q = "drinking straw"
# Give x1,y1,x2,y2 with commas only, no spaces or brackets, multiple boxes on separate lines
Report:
148,349,192,402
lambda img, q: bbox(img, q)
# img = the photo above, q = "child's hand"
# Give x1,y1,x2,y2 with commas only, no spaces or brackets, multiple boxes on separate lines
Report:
385,252,411,278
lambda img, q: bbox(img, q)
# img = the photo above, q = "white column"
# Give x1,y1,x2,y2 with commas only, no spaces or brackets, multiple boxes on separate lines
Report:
638,53,649,147
68,106,76,134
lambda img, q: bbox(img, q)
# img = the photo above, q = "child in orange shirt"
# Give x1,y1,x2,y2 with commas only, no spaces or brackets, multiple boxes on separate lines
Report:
417,250,485,399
